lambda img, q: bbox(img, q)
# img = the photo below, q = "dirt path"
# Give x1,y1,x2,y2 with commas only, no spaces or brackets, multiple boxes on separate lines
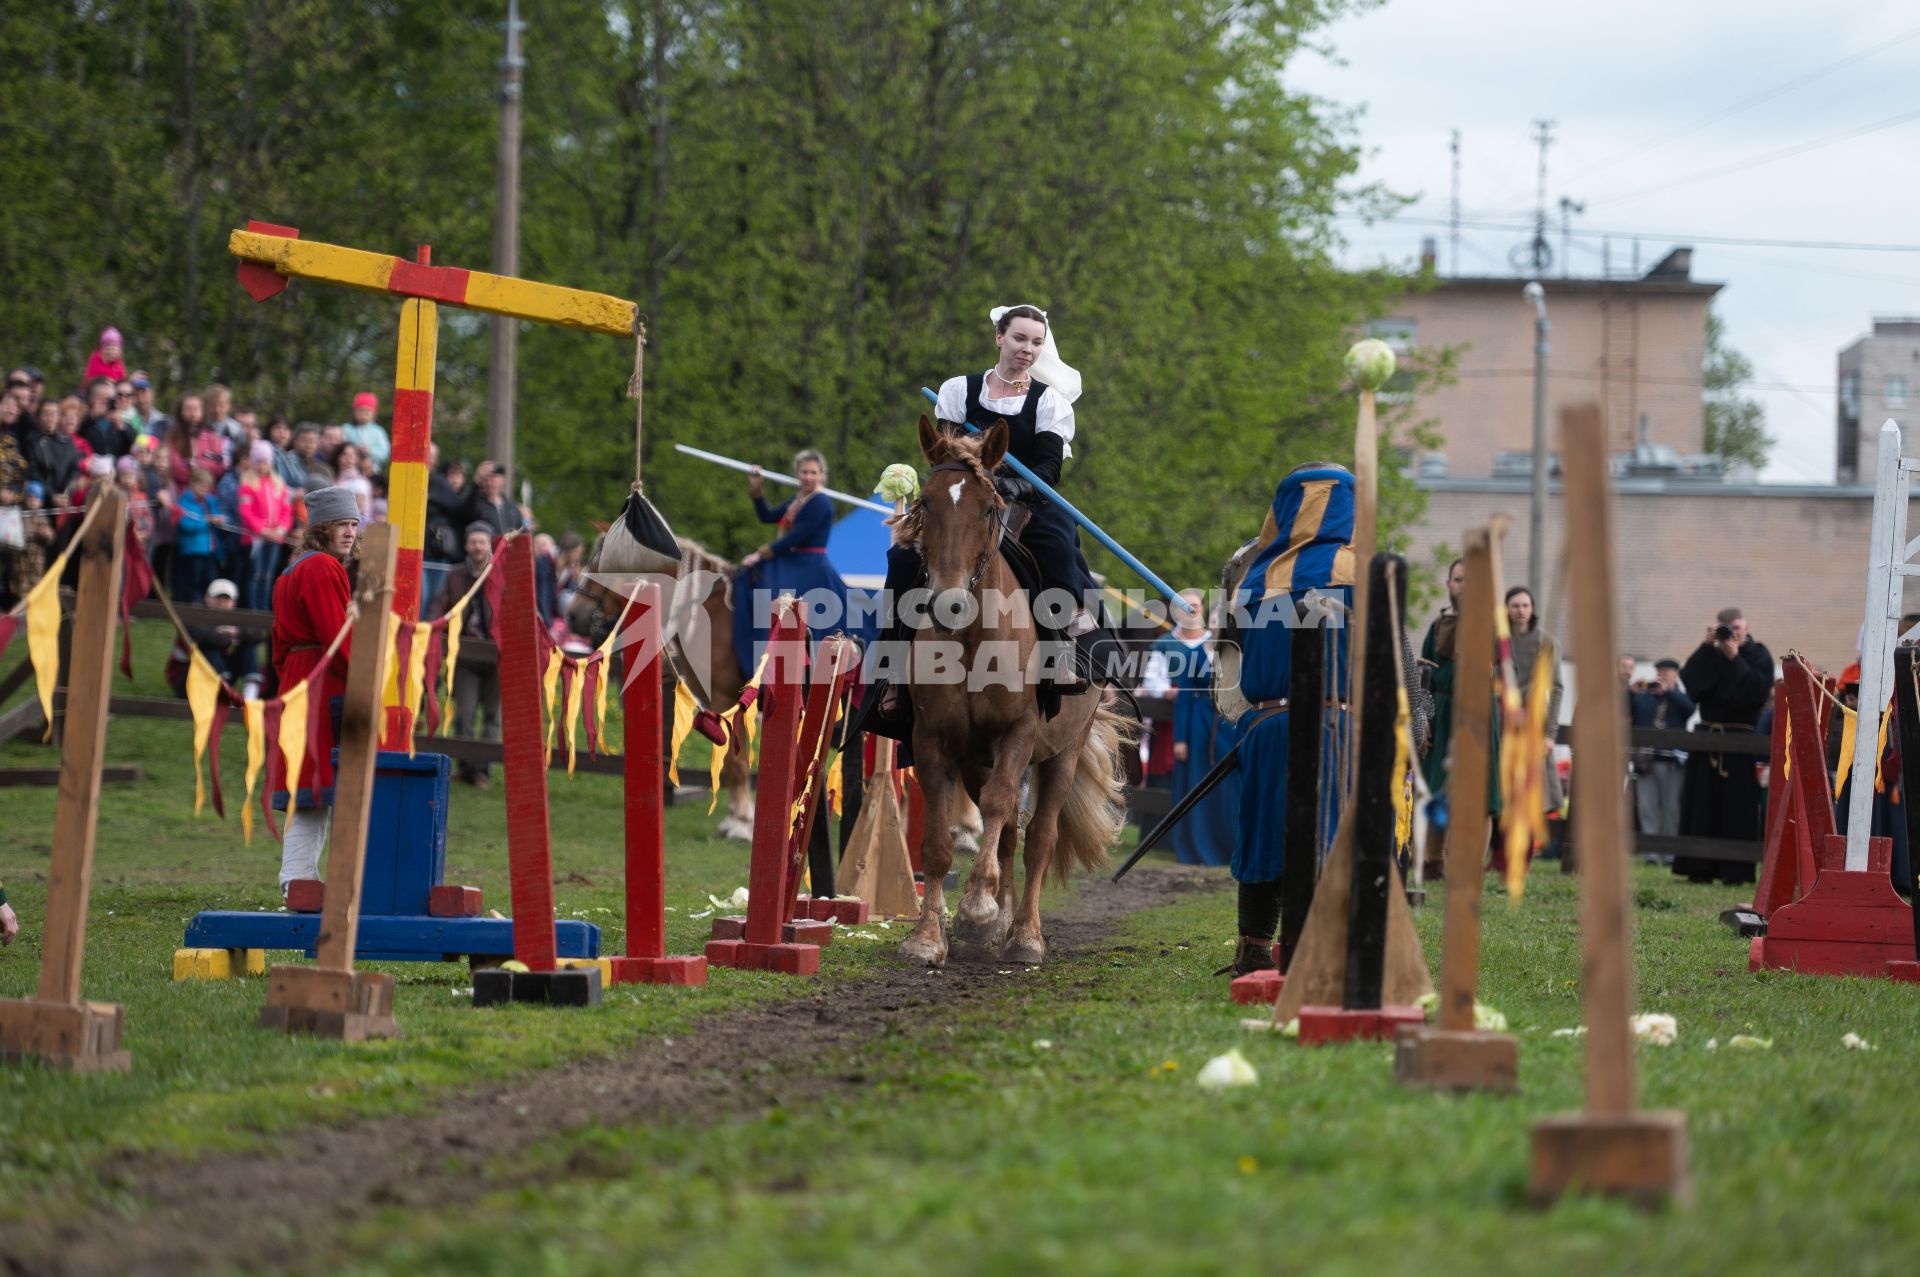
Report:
0,866,1218,1277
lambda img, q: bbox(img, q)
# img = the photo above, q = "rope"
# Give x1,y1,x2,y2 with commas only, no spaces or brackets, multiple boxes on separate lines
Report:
4,496,107,619
628,317,648,491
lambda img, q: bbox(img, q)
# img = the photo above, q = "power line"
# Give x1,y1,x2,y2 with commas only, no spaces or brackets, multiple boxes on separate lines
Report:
1336,211,1920,254
1592,105,1920,207
1567,23,1920,183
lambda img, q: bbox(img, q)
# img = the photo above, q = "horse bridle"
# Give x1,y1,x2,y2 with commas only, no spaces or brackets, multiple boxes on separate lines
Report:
927,460,1008,593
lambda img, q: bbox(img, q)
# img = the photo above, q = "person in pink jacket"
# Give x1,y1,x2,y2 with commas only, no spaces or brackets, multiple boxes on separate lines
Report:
238,439,293,611
85,326,127,383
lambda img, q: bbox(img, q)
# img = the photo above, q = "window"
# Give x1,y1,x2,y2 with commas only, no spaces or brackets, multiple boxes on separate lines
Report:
1841,371,1861,418
1365,318,1416,353
1889,376,1910,408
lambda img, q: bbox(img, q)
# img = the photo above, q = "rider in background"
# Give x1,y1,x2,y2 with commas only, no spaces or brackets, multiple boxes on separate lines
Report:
731,447,850,679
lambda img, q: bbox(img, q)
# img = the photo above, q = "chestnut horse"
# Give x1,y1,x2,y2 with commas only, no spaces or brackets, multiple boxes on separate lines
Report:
896,417,1133,966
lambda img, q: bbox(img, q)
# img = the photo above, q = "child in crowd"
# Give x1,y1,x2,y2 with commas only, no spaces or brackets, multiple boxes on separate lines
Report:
172,465,221,603
85,326,127,383
238,440,293,611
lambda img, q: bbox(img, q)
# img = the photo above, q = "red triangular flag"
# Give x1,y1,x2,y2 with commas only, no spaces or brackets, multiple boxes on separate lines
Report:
207,695,234,817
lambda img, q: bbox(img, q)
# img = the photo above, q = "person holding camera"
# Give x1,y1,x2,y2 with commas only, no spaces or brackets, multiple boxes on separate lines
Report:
1626,657,1693,842
1676,607,1772,884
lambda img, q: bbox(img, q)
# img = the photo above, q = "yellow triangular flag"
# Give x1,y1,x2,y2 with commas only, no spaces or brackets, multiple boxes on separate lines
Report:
669,679,698,789
440,600,467,734
279,680,310,812
707,727,727,815
1873,703,1892,794
242,699,265,845
542,647,563,754
403,621,431,756
1834,707,1858,801
595,655,615,756
825,749,843,818
186,649,221,816
1392,685,1412,850
25,565,65,743
563,661,582,776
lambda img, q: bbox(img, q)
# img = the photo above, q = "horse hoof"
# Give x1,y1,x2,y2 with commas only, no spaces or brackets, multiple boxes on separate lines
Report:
716,817,753,842
900,935,947,967
950,910,1011,963
1003,934,1046,966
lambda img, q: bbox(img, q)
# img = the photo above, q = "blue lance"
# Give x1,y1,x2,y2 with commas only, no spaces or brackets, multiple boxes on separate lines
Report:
917,386,1191,618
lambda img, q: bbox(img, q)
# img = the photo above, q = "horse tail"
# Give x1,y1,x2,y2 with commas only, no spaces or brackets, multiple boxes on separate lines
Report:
1052,701,1137,884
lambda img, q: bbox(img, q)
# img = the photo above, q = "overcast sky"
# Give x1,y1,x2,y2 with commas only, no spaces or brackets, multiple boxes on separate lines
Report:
1285,0,1920,484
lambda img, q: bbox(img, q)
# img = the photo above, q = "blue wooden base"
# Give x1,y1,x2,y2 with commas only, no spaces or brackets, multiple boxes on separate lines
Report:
185,748,600,964
182,912,601,963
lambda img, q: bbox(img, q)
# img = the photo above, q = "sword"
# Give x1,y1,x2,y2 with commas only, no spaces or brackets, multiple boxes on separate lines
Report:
1111,738,1245,882
918,387,1193,620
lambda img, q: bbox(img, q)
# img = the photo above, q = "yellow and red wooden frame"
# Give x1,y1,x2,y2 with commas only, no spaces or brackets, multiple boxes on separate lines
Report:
230,220,639,747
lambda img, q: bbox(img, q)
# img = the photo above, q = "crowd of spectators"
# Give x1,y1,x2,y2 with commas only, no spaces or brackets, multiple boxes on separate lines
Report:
1,330,596,751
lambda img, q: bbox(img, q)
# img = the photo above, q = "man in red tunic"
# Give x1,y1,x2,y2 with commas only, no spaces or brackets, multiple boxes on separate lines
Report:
269,485,360,896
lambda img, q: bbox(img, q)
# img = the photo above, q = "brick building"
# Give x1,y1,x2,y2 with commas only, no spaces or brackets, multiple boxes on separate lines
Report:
1385,247,1881,673
1836,318,1920,483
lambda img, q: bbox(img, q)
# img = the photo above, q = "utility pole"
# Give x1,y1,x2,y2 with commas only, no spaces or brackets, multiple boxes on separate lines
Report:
1524,281,1550,603
1449,129,1461,277
487,0,525,480
1558,196,1584,278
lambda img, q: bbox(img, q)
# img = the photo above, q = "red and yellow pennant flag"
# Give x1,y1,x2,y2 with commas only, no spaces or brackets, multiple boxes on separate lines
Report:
541,645,564,754
669,678,698,789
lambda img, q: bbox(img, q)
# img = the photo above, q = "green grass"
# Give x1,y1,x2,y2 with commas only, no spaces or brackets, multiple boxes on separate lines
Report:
326,869,1920,1277
0,623,871,1216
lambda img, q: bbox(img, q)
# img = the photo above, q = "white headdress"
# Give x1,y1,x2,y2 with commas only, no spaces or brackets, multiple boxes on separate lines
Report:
990,304,1082,404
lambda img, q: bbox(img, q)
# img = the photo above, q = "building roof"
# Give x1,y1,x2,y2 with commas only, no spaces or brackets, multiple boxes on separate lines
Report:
1418,476,1861,500
1420,246,1722,299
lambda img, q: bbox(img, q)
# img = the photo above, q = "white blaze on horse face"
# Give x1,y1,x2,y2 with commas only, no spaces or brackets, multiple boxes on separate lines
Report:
948,481,964,506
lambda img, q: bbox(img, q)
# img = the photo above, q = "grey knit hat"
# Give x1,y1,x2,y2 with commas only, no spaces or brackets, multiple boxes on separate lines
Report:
304,485,360,527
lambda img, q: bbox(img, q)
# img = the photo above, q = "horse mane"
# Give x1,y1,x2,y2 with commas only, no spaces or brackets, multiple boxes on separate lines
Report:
896,431,1006,547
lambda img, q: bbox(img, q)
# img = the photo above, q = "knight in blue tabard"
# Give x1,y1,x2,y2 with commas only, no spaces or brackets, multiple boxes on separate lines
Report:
1141,590,1239,867
1214,462,1355,977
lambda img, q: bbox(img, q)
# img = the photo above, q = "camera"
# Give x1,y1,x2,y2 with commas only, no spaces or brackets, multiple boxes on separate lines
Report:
1714,624,1733,642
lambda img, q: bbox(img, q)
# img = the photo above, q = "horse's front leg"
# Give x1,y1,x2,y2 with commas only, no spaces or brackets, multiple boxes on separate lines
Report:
901,749,956,967
718,732,754,841
952,724,1034,960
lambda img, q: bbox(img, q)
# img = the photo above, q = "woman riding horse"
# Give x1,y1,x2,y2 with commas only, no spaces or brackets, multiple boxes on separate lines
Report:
876,304,1113,710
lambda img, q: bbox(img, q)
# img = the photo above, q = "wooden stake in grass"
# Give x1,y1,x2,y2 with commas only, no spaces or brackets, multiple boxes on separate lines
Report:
0,489,131,1072
1529,404,1690,1205
1394,520,1519,1092
259,524,402,1041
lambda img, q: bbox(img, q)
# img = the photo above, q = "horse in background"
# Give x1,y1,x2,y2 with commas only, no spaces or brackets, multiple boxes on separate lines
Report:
896,416,1134,966
568,519,759,840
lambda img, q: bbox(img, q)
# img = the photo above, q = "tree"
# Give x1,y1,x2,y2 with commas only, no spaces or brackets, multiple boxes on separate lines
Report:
1703,306,1772,473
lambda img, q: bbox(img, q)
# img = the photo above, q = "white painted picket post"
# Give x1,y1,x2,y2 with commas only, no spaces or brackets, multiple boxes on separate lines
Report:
1846,420,1916,873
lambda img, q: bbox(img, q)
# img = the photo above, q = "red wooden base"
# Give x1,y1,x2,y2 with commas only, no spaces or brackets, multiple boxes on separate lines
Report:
703,939,821,975
428,885,483,917
1749,837,1914,978
1229,970,1284,1006
606,955,709,986
285,879,325,913
1296,1004,1426,1046
794,895,871,925
1887,959,1920,984
710,915,835,946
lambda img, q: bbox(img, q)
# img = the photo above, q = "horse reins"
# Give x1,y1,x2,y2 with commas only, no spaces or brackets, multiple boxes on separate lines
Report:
927,461,1008,593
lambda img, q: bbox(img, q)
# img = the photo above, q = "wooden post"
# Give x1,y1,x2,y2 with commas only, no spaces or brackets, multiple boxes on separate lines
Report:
608,583,706,985
0,489,130,1072
705,602,821,973
472,534,602,1008
1342,555,1400,1011
499,534,558,971
1294,553,1428,1046
1530,404,1689,1204
260,525,402,1040
1277,622,1326,972
784,637,862,934
1395,521,1519,1091
1347,386,1378,767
